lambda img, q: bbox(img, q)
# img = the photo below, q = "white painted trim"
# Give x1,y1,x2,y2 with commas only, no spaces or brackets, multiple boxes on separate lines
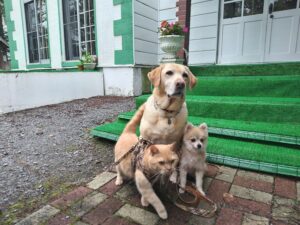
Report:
114,36,123,51
113,4,122,20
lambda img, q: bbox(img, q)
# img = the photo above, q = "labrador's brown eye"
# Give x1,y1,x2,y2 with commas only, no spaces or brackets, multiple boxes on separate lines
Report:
166,71,173,76
159,161,165,165
191,138,196,142
183,72,188,78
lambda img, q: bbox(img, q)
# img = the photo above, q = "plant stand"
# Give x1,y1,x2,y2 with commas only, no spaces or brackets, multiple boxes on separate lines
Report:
159,35,184,64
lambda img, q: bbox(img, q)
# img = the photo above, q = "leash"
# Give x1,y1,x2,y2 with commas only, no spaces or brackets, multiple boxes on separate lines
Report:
173,182,217,217
109,137,217,217
109,137,152,172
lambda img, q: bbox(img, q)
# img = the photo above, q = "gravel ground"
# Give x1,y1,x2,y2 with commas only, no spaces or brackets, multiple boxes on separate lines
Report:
0,96,135,211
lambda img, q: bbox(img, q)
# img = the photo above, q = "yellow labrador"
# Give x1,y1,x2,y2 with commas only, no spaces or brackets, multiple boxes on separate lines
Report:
140,63,197,144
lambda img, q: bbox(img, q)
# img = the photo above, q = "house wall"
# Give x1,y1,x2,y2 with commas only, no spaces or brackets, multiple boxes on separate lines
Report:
134,0,159,65
0,71,104,114
188,0,219,65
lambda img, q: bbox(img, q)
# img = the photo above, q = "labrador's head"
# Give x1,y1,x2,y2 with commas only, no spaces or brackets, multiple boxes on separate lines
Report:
148,64,197,97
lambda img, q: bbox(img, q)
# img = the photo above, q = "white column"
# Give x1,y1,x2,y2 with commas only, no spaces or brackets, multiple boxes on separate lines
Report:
47,0,62,68
96,0,115,66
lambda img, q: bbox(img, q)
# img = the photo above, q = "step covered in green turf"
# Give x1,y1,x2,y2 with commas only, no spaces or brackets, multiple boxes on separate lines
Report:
91,120,300,177
186,75,300,97
190,62,300,76
135,95,300,123
118,111,300,146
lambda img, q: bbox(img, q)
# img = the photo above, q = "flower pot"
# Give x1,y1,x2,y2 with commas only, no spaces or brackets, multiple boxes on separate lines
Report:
77,64,84,71
159,35,184,60
83,63,96,70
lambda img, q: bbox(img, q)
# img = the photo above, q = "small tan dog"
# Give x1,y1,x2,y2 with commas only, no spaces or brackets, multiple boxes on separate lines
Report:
140,64,197,145
170,123,208,195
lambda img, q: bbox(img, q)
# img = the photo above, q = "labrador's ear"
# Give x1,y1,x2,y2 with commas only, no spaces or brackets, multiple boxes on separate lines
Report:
185,66,197,89
148,65,163,87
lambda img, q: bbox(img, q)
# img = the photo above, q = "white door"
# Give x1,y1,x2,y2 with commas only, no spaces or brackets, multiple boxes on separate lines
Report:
218,0,300,64
265,0,300,62
218,0,268,64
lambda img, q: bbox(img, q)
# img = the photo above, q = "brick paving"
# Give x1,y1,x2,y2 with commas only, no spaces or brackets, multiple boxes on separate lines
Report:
15,165,300,225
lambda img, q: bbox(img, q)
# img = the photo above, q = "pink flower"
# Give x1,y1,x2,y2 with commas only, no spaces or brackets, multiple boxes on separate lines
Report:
169,22,174,28
183,27,189,33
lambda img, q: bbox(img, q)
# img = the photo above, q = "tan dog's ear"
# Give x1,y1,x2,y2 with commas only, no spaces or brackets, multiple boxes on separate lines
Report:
185,66,197,89
148,65,163,87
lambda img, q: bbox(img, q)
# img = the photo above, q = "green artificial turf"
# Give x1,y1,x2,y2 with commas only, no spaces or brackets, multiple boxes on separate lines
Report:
186,75,300,97
91,120,300,168
190,62,300,76
118,111,300,139
136,95,300,123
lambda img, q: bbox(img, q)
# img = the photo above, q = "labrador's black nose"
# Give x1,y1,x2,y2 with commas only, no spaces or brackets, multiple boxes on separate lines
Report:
176,82,185,89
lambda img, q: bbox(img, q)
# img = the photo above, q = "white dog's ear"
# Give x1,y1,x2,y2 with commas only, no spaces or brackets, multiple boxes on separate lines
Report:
185,123,194,132
185,66,197,89
199,123,208,130
148,65,163,87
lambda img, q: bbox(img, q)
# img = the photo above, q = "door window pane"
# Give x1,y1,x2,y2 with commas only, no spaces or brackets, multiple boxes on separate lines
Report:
274,0,297,12
244,0,264,16
224,1,242,19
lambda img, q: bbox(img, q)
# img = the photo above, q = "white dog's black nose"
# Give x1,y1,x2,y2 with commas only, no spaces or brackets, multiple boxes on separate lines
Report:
197,144,202,149
176,82,185,89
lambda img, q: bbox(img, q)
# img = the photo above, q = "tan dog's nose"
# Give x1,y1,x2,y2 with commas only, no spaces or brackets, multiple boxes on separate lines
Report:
176,81,185,89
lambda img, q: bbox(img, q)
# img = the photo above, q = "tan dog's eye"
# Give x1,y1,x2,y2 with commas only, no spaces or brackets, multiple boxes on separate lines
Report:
166,70,173,76
200,138,204,142
191,138,196,142
183,72,188,78
159,161,165,165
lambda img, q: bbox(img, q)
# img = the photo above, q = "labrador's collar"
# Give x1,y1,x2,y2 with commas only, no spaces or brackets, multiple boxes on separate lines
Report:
153,98,183,125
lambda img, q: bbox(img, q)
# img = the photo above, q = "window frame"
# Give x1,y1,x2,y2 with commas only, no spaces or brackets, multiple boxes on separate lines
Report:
22,0,51,66
59,0,96,64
